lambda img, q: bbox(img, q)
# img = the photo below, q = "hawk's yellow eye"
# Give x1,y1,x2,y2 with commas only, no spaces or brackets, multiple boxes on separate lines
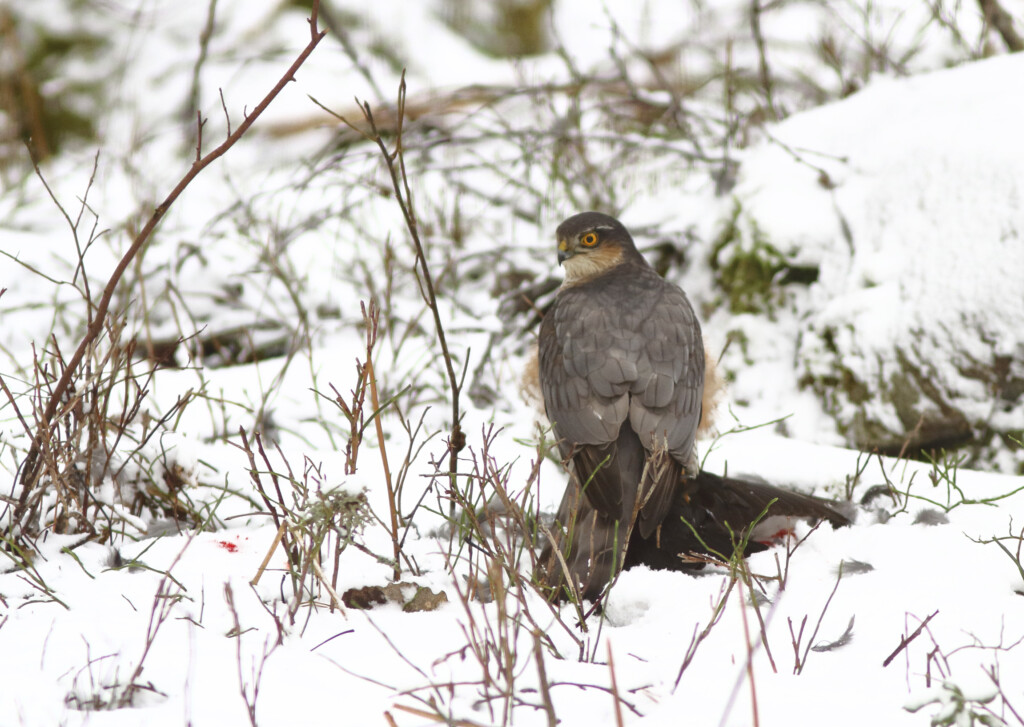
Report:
580,232,598,247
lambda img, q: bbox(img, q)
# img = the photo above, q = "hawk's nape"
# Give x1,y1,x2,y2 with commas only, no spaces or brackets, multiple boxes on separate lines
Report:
534,211,850,603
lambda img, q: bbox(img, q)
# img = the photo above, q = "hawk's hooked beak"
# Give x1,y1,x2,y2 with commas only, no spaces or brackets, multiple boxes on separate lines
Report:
557,238,571,265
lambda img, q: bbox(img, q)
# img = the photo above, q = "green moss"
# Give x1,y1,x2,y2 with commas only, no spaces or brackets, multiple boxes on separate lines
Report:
841,369,871,405
710,200,789,315
888,370,923,429
1,12,109,161
440,0,553,58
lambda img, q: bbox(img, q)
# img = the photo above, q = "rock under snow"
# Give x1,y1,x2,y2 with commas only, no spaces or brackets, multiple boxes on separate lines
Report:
726,53,1024,467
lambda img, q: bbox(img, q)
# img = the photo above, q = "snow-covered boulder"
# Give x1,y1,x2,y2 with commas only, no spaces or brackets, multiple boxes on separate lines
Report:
723,53,1024,467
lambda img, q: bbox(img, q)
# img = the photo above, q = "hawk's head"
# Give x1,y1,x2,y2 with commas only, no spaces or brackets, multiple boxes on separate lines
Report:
555,212,642,284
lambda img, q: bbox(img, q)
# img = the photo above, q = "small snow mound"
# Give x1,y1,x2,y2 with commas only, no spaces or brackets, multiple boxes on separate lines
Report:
728,53,1024,468
602,567,697,626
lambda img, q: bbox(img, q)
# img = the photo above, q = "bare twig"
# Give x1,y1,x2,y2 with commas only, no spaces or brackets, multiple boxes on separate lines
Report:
225,583,279,726
250,519,288,586
390,703,484,726
11,1,328,533
608,642,626,727
978,0,1024,52
309,556,348,616
533,631,557,727
674,576,736,688
788,564,845,674
882,610,939,667
750,0,778,120
183,0,220,126
117,538,193,707
363,301,401,581
736,574,761,727
316,73,466,508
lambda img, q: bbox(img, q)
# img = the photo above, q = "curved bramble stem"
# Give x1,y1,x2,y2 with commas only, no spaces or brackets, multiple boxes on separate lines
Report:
9,1,329,535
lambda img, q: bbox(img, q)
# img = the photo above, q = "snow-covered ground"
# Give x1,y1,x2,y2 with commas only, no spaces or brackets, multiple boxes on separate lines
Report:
2,1,1023,725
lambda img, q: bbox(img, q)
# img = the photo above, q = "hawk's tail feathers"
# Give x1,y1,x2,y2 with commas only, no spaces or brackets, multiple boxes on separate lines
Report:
536,470,853,603
630,471,852,572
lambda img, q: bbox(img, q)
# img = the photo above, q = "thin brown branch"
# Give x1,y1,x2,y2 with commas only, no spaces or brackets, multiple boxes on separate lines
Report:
882,609,939,667
607,642,626,727
979,0,1024,52
366,358,400,580
750,0,778,120
674,576,736,688
737,574,761,727
533,631,557,727
10,1,328,532
250,519,288,586
0,375,33,441
792,564,845,674
390,703,484,726
355,73,466,504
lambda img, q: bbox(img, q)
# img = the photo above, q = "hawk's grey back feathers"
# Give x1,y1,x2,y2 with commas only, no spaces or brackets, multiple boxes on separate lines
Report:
538,213,704,540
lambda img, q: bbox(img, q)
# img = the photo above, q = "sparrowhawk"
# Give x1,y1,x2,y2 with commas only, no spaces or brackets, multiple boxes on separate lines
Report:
535,212,849,602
